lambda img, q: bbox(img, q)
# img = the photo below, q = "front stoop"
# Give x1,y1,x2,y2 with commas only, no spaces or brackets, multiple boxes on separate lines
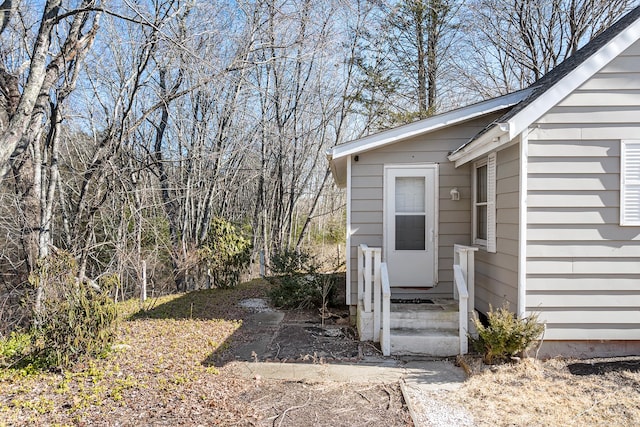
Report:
389,300,460,357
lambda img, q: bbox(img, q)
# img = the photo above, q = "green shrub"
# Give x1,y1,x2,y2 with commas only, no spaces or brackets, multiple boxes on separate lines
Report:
0,331,32,367
268,273,337,310
269,247,315,275
199,217,252,288
28,250,118,369
267,248,336,309
469,303,545,364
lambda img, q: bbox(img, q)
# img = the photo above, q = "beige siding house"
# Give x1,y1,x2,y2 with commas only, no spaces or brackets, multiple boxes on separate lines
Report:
328,6,640,357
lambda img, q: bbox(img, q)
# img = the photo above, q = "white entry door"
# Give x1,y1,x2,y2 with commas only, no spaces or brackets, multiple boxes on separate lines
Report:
384,165,437,287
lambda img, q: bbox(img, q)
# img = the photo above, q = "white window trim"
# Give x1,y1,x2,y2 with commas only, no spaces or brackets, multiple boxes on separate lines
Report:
472,153,497,252
621,140,640,226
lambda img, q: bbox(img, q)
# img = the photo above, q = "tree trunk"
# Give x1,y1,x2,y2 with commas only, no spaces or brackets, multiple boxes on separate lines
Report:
415,4,427,116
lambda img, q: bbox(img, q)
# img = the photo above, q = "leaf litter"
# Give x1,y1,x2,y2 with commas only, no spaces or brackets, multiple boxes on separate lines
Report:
0,280,410,426
4,278,639,426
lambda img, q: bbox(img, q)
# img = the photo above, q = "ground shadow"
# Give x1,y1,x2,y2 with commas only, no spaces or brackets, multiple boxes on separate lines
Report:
197,273,375,367
129,275,368,368
129,283,265,321
129,281,273,368
567,358,640,376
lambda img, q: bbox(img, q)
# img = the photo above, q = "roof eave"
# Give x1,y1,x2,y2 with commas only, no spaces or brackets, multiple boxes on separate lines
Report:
327,151,347,188
329,89,531,162
448,125,509,167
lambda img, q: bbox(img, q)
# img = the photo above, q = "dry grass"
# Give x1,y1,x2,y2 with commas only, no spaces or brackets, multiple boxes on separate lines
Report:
3,278,639,426
450,356,640,426
0,279,410,426
0,293,252,425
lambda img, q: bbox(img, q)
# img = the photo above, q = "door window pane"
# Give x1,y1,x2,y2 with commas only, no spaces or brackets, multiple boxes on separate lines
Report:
396,177,425,212
396,215,426,250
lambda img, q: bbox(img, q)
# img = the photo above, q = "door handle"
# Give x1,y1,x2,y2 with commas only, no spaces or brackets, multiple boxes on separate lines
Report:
430,228,434,242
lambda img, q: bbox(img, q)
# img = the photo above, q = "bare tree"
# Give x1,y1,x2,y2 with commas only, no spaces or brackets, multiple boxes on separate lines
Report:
0,1,100,174
295,0,376,249
458,0,637,96
247,0,348,261
0,1,101,317
385,0,460,117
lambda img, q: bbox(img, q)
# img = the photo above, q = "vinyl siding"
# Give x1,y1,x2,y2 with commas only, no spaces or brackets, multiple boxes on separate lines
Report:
525,39,640,340
474,144,520,314
347,115,502,303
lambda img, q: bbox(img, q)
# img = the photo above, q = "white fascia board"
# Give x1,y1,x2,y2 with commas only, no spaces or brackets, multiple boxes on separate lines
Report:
507,18,640,141
329,90,530,161
449,126,508,167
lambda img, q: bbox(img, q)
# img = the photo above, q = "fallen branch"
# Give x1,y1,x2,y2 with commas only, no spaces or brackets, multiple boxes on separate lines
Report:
381,385,391,410
574,389,621,421
274,394,312,427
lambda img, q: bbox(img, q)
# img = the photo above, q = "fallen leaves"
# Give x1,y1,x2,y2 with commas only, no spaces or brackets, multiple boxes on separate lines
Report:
0,287,253,426
0,279,410,426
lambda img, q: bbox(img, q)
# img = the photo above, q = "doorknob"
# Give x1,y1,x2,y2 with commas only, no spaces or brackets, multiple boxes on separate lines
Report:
430,228,434,242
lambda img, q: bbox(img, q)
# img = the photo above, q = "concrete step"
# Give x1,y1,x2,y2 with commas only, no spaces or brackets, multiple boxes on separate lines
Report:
389,328,460,357
390,303,459,330
390,310,458,330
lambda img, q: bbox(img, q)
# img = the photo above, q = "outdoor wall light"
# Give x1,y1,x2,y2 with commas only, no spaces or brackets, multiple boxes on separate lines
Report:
450,187,460,201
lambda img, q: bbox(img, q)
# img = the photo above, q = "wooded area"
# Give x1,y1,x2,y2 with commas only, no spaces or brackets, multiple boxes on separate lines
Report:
0,0,636,333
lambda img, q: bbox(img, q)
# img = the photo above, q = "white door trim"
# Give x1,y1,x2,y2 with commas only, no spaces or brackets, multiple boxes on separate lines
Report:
383,163,439,286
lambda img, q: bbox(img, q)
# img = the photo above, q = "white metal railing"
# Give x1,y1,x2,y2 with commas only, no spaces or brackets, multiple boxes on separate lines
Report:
453,244,479,355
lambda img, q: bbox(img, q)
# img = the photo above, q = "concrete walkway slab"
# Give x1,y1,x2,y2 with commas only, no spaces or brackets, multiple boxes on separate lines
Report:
228,360,407,384
232,311,284,361
403,360,467,391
